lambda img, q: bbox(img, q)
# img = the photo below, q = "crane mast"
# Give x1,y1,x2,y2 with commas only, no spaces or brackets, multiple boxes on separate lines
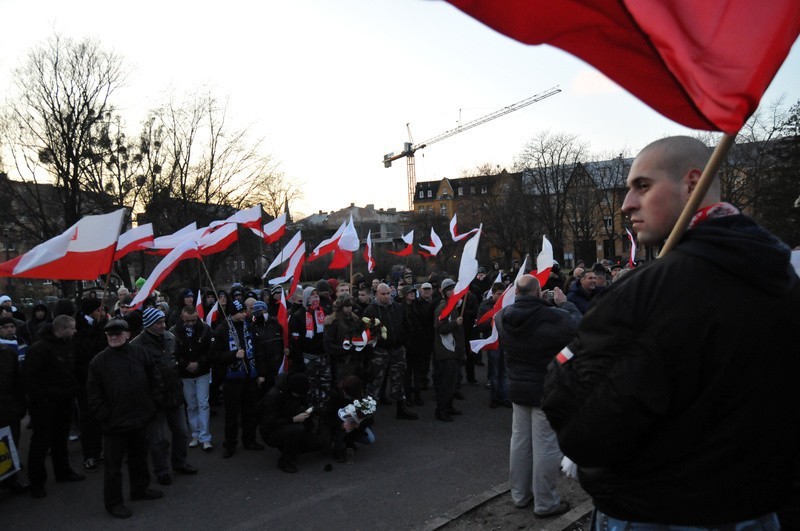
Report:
383,86,562,210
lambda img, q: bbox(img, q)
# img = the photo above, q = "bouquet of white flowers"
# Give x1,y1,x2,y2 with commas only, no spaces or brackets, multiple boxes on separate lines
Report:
337,396,378,429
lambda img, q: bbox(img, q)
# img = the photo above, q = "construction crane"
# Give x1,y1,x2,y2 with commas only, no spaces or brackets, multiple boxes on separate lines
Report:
383,86,562,210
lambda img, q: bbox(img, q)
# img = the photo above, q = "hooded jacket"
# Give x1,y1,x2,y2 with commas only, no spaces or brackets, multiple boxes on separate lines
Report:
542,214,800,525
24,324,78,404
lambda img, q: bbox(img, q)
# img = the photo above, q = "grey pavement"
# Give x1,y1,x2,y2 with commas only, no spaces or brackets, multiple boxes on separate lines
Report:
4,372,514,529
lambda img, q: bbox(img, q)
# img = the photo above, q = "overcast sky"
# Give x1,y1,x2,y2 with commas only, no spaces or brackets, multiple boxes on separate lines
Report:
1,0,798,218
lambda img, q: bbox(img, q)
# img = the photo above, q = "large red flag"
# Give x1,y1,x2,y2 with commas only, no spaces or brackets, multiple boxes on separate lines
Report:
0,209,125,280
446,0,800,133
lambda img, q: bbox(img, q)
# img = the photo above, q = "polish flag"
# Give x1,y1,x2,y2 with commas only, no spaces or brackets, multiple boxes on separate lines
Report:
197,223,238,256
114,223,154,261
418,227,443,258
278,288,289,349
477,255,529,326
0,209,125,280
626,228,637,267
149,223,201,255
205,301,220,327
262,231,303,279
364,230,376,273
130,240,201,309
308,222,346,261
253,212,287,244
449,213,479,242
269,242,306,295
470,320,499,353
531,236,554,287
210,205,262,232
387,230,414,256
195,290,205,320
329,216,360,269
438,225,481,321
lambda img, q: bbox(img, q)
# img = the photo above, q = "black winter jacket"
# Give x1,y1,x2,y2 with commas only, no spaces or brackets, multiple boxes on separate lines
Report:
495,296,580,406
0,344,26,422
24,324,78,404
87,343,162,433
130,330,183,409
363,300,407,350
542,214,800,525
169,321,213,378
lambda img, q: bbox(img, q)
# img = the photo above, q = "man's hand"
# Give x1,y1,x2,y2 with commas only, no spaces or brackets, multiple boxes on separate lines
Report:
553,287,567,306
186,362,199,374
257,376,266,387
292,412,310,423
456,316,464,326
235,349,245,359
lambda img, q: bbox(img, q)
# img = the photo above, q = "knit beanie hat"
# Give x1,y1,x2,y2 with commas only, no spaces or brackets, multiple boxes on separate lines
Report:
142,307,165,329
135,277,147,290
231,299,245,314
80,298,102,315
326,278,339,292
302,286,318,308
252,301,268,315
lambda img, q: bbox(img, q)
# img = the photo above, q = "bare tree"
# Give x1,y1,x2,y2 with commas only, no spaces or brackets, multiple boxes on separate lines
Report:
514,131,589,262
250,168,303,220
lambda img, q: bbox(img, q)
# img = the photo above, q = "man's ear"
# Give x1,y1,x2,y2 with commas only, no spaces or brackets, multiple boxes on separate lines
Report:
685,168,702,195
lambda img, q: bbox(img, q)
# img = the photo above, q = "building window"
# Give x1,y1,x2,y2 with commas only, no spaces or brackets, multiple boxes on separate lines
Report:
418,207,425,213
427,190,432,198
419,190,424,199
428,206,434,214
440,203,447,216
604,216,613,230
470,186,475,194
481,185,487,194
458,187,463,196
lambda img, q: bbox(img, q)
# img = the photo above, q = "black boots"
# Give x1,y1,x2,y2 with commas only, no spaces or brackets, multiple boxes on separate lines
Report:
396,401,419,420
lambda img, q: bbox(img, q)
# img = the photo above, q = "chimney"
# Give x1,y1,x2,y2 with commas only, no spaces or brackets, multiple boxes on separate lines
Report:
366,204,375,210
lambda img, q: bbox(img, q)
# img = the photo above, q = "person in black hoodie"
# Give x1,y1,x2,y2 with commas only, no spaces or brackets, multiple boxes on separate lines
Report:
25,315,86,498
543,136,800,528
87,319,164,519
496,275,579,516
25,303,51,341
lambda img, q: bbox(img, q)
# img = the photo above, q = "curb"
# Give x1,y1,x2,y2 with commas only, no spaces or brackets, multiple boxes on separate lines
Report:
416,482,593,531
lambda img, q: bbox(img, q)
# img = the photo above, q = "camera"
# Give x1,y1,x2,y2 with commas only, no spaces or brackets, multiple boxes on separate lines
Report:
544,289,555,301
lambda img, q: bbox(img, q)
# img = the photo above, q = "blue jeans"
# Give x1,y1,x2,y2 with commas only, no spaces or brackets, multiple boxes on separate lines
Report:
486,349,508,402
182,372,212,443
591,509,780,530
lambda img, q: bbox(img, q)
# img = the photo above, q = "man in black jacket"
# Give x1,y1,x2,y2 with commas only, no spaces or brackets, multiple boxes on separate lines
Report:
364,283,417,420
0,317,29,495
170,305,214,452
25,316,86,498
496,275,579,517
131,308,198,486
542,136,800,528
74,297,107,472
87,319,164,519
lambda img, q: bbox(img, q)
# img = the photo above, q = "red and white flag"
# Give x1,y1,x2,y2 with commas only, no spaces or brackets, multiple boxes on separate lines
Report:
114,223,154,261
438,225,482,321
449,213,479,242
418,227,443,257
130,240,201,309
308,222,346,261
626,228,637,267
262,231,303,279
329,215,360,269
253,212,287,244
210,205,262,231
470,320,499,352
149,223,200,255
532,236,554,287
269,242,306,295
0,209,125,280
197,223,238,256
477,255,529,326
205,301,220,327
387,230,414,257
195,290,205,320
446,1,800,134
364,230,376,273
278,288,289,350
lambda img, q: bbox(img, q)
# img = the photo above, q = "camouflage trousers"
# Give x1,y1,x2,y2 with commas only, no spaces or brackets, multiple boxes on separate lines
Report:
303,354,332,412
367,347,407,402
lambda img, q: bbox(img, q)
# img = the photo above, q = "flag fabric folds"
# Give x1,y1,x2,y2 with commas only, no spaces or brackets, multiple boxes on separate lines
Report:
446,0,800,134
114,223,154,261
195,290,205,321
387,230,414,257
532,236,554,288
130,240,201,309
262,232,303,279
254,212,287,244
449,213,479,242
438,225,482,321
205,301,220,327
364,230,376,273
626,228,637,267
419,227,443,257
0,209,125,280
209,205,262,231
477,255,529,326
269,242,306,296
149,223,200,255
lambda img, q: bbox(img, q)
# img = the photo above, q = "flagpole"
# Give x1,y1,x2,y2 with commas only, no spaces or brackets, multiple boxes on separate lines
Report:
100,209,128,313
659,133,736,257
198,257,230,323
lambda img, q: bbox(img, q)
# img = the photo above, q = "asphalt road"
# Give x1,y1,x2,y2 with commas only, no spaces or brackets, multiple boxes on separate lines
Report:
4,368,513,530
